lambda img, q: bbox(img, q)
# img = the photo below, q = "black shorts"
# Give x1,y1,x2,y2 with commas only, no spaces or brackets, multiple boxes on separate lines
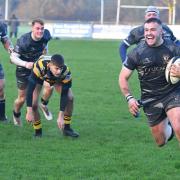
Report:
143,88,180,127
16,66,31,90
0,64,4,79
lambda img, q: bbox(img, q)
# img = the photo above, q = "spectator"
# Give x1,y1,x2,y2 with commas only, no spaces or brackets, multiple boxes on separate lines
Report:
9,14,19,38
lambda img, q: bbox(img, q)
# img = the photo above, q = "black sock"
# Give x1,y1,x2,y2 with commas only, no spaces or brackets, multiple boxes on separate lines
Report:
13,110,21,118
0,99,5,118
41,98,48,106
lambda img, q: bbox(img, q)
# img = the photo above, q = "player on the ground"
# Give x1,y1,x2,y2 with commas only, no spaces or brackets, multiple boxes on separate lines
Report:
10,19,53,126
26,54,79,138
0,20,14,122
119,6,180,63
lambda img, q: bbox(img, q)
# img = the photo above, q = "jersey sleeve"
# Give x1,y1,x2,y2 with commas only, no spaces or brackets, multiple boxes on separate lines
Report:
162,24,176,42
33,58,47,79
14,35,28,54
123,49,138,70
124,25,144,46
44,29,52,42
0,22,9,43
59,66,72,111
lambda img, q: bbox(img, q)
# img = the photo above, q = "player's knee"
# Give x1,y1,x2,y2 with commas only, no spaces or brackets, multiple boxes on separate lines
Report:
17,95,26,105
173,125,180,141
155,138,166,147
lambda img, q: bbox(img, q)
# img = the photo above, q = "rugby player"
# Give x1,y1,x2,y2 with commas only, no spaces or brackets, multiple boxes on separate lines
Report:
0,20,14,122
26,54,79,138
10,19,53,126
119,6,180,63
119,18,180,147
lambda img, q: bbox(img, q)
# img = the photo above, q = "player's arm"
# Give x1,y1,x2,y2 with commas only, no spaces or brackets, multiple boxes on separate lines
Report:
0,23,14,53
42,29,52,55
60,81,72,111
26,72,43,122
10,51,33,69
42,44,49,55
26,73,43,107
119,27,139,63
119,66,139,116
57,78,72,129
119,66,133,97
1,36,14,53
119,41,129,63
163,24,180,46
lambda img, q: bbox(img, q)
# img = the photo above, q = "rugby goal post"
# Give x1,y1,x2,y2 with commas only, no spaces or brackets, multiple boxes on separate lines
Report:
116,0,176,25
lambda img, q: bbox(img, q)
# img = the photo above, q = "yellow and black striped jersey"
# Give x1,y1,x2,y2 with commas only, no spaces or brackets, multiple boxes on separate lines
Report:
33,55,72,86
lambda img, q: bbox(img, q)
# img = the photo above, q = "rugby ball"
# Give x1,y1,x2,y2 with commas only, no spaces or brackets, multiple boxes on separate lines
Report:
165,57,180,84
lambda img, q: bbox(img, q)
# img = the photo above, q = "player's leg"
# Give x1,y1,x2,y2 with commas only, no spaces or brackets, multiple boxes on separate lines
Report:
0,64,7,122
13,89,26,126
62,88,79,137
32,84,43,137
167,107,180,143
40,81,53,120
150,118,173,147
144,98,173,147
13,68,30,126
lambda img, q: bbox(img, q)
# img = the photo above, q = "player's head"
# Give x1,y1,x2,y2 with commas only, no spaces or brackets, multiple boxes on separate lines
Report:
49,54,65,77
31,19,44,40
144,18,163,47
145,6,159,20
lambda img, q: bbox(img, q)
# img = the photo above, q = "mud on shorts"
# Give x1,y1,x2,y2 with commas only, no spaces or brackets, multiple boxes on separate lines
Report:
16,66,31,90
143,88,180,127
0,64,4,79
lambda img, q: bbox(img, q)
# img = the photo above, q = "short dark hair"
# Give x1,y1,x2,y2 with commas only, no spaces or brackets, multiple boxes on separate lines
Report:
51,54,64,68
32,19,44,26
144,18,162,25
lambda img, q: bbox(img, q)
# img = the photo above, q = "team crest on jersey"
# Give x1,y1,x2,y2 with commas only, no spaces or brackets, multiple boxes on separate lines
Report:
162,55,170,64
143,58,151,64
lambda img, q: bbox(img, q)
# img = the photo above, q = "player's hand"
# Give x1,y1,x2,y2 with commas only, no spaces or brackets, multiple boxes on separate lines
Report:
128,98,140,117
25,62,34,69
170,63,180,78
8,47,14,54
57,111,64,129
26,108,34,123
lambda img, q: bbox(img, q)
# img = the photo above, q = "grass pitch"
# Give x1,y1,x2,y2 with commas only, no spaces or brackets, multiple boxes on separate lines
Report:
0,39,180,180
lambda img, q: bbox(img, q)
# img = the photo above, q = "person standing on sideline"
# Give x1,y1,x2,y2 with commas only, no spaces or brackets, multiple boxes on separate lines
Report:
26,54,79,138
10,19,53,126
119,6,180,63
9,14,20,38
0,18,14,122
119,18,180,147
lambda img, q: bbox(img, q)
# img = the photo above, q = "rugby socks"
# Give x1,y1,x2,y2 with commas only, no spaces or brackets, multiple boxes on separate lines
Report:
13,110,21,118
164,119,173,143
64,116,71,129
41,98,48,106
33,120,42,137
0,99,5,119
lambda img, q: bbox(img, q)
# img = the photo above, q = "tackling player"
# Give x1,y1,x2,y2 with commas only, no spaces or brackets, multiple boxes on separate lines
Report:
0,20,14,122
119,6,180,63
10,19,53,126
26,54,79,138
